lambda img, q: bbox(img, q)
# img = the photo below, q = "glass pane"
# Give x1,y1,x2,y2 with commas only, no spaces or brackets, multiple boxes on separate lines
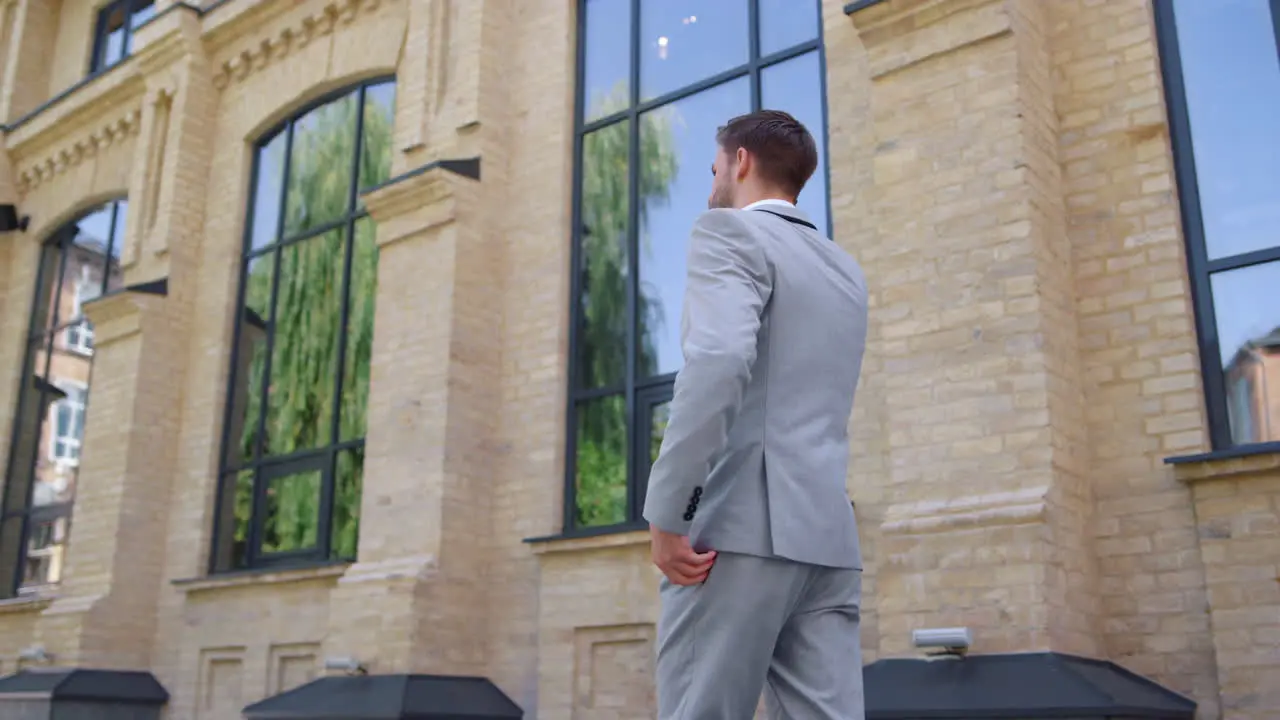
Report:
29,242,62,341
762,51,829,233
358,82,396,190
284,92,359,237
582,0,631,122
71,205,114,300
4,361,50,515
0,516,21,591
574,394,628,528
640,0,748,101
1172,0,1280,260
330,448,363,560
649,399,670,465
20,514,67,589
227,469,254,569
264,230,346,457
577,120,631,390
105,201,127,293
638,77,750,378
637,396,671,509
340,218,377,442
261,468,321,554
759,0,820,56
1211,261,1280,446
228,252,275,467
250,132,287,253
99,4,127,70
130,0,156,29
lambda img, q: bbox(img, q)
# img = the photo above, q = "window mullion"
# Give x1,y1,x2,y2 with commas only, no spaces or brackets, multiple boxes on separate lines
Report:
749,0,762,110
624,0,642,523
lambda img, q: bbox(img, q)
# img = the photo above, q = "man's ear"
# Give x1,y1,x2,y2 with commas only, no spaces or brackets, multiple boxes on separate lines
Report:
735,147,750,182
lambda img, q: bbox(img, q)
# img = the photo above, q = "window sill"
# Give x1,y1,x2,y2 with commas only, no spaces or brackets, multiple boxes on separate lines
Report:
0,593,55,615
1165,441,1280,484
171,561,350,594
525,523,650,556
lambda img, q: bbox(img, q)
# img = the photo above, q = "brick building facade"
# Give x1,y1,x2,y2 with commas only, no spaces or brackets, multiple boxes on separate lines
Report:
0,0,1276,718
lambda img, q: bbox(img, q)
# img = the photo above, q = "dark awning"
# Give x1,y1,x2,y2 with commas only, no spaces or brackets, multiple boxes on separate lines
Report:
0,667,169,704
864,652,1196,720
242,674,522,720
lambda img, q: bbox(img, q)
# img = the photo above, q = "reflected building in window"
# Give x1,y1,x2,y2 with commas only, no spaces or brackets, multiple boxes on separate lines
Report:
1224,327,1280,446
1,201,125,592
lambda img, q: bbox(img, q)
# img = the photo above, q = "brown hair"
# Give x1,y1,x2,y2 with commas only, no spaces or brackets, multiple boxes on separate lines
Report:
715,109,819,198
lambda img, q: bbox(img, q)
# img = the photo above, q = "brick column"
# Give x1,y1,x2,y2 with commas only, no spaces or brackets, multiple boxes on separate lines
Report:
846,0,1098,657
1176,457,1280,720
325,160,500,675
33,284,185,668
33,6,211,669
0,0,59,122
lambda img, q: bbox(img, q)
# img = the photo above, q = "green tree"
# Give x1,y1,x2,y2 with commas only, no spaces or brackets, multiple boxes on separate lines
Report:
235,83,394,560
574,82,679,526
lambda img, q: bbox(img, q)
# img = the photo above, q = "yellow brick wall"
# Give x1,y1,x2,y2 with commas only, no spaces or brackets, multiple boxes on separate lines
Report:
0,1,1274,719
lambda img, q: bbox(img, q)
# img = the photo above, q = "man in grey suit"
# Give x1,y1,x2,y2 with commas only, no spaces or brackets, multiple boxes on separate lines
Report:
643,109,868,719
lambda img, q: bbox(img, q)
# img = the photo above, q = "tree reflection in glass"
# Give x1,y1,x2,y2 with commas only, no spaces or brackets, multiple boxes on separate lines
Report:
573,80,678,526
222,80,393,569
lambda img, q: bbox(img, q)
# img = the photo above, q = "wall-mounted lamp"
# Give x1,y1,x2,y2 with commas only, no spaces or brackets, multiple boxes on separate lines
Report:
323,655,367,676
0,204,30,233
17,644,54,665
912,627,972,658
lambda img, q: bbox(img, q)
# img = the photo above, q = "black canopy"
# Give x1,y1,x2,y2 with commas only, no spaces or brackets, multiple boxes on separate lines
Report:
0,668,168,705
864,652,1196,720
242,674,522,720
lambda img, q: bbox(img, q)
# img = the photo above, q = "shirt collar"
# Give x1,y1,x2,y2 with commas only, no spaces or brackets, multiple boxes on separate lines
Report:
742,198,796,212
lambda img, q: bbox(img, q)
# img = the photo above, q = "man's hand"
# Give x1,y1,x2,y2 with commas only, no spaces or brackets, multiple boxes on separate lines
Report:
650,526,717,586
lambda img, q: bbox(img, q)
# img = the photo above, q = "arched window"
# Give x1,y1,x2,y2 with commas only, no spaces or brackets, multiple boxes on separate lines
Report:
565,0,832,531
0,199,127,597
211,78,396,573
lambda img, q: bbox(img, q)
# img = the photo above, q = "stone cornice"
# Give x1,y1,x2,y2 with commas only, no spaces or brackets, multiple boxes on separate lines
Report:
80,281,167,345
132,1,206,78
13,106,143,194
362,158,479,248
880,485,1049,535
848,0,1011,79
208,0,393,91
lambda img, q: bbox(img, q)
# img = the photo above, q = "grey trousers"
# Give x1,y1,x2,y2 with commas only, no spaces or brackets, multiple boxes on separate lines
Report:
655,552,864,719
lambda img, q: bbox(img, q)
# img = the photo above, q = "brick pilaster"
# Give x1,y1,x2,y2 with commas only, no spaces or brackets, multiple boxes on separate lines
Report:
325,161,498,675
847,0,1099,657
32,6,211,670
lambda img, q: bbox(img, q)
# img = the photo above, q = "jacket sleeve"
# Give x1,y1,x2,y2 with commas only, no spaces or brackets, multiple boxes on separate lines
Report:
642,209,773,535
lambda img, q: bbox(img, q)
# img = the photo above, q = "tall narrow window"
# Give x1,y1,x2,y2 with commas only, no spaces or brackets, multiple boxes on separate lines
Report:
565,0,831,531
1155,0,1280,452
212,78,396,573
89,0,156,75
0,200,126,597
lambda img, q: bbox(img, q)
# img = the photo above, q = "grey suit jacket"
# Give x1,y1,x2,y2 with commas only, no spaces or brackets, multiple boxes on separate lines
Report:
642,203,867,570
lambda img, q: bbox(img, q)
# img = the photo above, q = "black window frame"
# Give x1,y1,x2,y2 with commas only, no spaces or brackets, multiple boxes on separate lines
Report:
563,0,833,534
1154,0,1280,455
210,76,395,574
0,199,127,598
88,0,155,76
